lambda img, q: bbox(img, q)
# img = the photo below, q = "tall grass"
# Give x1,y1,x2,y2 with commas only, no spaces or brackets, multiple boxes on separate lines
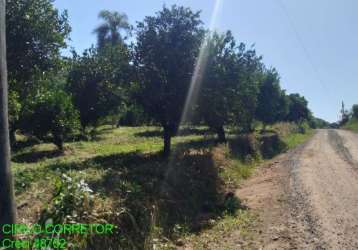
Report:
343,118,358,133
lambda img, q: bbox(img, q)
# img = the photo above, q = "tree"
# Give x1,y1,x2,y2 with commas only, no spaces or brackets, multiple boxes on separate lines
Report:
197,31,237,142
256,69,288,129
309,117,329,129
197,31,261,141
232,44,263,133
286,93,310,123
6,0,71,142
352,104,358,119
67,45,131,130
0,0,16,236
93,10,130,49
135,5,205,156
21,90,80,150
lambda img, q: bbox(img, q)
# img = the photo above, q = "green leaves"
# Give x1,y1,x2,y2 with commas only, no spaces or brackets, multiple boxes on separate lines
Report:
6,0,70,93
21,90,80,150
6,0,71,139
94,10,130,49
135,5,205,141
286,93,310,123
41,174,94,225
198,31,262,134
352,104,358,119
67,45,131,129
256,69,289,126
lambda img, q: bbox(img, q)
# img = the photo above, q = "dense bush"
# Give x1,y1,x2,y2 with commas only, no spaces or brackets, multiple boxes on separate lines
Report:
21,90,80,150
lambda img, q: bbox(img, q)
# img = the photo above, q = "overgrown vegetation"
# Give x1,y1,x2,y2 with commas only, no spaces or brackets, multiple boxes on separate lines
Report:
343,118,358,133
340,103,358,132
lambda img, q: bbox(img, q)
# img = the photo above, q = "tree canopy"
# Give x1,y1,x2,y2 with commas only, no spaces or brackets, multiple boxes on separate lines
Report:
286,93,310,123
67,45,131,129
6,0,71,143
256,69,289,127
93,10,130,49
6,0,70,96
4,2,316,155
134,5,205,156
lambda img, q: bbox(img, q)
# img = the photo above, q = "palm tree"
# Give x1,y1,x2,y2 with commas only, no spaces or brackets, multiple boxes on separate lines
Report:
0,0,16,233
93,10,130,49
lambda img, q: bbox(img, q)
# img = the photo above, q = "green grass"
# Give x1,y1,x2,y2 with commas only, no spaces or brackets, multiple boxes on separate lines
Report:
185,210,256,250
12,126,224,249
12,124,314,249
281,128,315,149
343,118,358,133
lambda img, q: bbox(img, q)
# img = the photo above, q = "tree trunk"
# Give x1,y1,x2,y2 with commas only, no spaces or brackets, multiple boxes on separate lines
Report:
53,133,64,152
215,125,226,143
163,127,171,158
0,0,16,238
9,128,15,147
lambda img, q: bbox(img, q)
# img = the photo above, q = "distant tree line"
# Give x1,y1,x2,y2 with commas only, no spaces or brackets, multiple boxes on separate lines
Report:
6,1,321,156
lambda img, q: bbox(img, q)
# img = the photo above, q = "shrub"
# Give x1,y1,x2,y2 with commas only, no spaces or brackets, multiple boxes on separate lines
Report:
22,90,80,150
352,104,358,119
40,174,94,225
38,174,99,249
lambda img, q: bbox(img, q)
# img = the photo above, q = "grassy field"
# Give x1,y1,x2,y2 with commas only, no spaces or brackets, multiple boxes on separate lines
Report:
343,118,358,133
12,124,313,249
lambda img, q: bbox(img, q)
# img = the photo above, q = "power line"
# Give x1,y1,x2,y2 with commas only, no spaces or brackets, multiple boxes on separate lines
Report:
276,0,332,98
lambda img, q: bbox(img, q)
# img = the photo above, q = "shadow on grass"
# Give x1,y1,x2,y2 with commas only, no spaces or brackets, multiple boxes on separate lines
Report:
12,149,63,163
134,127,212,138
88,151,243,248
12,137,40,152
42,137,243,249
44,137,218,173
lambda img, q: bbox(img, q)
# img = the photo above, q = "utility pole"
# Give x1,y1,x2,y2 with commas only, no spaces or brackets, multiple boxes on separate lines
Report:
0,0,16,238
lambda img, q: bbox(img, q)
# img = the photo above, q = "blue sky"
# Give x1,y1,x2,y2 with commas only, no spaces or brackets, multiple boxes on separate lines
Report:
54,0,358,122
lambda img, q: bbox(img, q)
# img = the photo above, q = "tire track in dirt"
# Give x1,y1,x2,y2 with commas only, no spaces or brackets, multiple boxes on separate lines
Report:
286,138,327,250
327,130,358,168
237,129,358,249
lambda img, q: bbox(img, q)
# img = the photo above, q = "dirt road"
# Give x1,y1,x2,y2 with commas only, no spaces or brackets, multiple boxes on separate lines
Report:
237,129,358,249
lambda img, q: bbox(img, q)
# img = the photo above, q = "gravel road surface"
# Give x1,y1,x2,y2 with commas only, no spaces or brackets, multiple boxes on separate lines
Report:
238,129,358,249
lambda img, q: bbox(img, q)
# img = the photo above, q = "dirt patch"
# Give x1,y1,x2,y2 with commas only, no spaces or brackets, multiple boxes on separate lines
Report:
236,148,298,249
